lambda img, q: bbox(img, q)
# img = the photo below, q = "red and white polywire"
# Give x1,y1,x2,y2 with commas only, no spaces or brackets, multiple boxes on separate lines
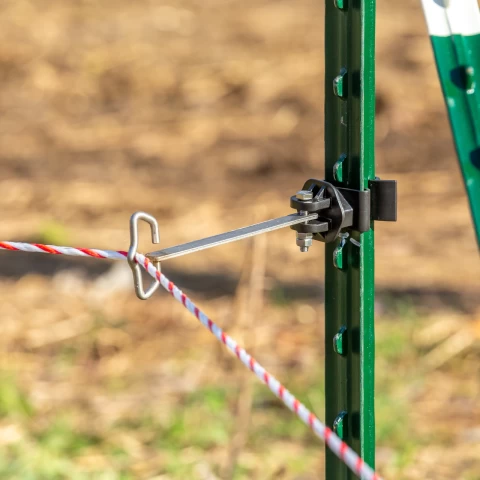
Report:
0,241,128,260
0,240,382,480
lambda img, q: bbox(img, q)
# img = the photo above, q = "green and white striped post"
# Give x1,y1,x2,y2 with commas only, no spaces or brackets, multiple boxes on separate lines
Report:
422,0,480,246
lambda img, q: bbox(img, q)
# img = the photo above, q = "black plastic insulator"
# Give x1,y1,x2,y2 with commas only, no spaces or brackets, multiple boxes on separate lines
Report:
290,219,330,234
290,177,397,244
290,196,331,213
369,179,397,222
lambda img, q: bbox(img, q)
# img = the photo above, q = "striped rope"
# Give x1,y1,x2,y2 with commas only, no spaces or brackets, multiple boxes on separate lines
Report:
0,240,382,480
0,241,127,260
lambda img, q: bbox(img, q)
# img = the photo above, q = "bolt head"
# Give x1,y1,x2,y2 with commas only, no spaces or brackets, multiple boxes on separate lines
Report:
296,190,313,201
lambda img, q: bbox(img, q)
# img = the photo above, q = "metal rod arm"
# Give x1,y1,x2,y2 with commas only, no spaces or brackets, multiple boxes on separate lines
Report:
146,213,320,262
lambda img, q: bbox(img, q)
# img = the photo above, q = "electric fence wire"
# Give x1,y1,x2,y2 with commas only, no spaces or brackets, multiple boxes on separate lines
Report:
0,240,383,480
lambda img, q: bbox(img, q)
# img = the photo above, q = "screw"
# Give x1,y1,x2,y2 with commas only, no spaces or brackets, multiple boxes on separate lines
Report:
295,191,313,252
296,232,313,253
296,190,313,201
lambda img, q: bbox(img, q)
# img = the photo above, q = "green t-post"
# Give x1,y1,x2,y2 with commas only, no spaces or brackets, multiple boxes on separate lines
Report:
421,0,480,246
324,0,376,478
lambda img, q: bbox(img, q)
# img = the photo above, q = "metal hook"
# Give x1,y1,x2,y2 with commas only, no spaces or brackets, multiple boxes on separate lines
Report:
128,212,161,300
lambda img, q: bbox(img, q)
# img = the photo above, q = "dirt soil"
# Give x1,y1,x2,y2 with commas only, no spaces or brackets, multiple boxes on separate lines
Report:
0,0,479,479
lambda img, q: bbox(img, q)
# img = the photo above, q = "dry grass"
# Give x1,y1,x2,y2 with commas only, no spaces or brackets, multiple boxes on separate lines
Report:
0,0,479,478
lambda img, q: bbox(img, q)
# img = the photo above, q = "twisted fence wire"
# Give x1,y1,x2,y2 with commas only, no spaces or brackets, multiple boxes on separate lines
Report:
0,240,382,480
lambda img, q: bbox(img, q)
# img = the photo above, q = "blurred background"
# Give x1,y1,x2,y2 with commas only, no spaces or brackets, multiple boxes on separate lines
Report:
0,0,479,478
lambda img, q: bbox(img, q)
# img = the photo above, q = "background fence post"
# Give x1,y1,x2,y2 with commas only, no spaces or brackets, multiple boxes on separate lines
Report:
324,0,376,478
421,0,480,247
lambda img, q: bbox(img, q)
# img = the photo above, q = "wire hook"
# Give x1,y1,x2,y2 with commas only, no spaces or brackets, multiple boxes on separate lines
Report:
128,212,161,300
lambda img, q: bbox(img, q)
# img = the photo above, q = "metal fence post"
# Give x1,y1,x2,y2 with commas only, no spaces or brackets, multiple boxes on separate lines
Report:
421,0,480,247
324,0,376,478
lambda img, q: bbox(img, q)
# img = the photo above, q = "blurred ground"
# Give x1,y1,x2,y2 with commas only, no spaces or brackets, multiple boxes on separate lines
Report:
0,0,479,479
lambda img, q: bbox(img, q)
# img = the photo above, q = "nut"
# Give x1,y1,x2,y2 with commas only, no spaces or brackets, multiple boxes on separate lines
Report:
295,190,313,201
296,232,313,252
